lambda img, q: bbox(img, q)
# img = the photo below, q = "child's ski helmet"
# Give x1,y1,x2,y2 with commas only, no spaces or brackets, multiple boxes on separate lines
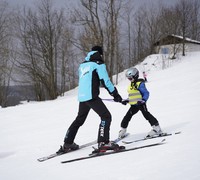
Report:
125,67,139,80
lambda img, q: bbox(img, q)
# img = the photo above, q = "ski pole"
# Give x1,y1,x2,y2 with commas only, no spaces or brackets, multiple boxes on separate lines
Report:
101,98,126,102
101,98,115,102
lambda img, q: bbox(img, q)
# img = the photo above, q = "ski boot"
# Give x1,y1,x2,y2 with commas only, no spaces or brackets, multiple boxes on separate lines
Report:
56,142,79,154
118,128,127,139
91,141,124,154
146,124,163,138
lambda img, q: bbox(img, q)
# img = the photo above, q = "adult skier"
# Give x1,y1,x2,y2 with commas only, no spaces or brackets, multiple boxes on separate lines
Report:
57,46,122,153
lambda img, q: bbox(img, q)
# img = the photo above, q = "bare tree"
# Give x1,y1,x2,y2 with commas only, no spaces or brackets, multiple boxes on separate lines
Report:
182,0,200,40
1,0,200,107
15,0,74,100
132,9,147,64
70,0,126,84
59,28,77,95
131,0,200,61
103,0,123,83
121,0,135,68
156,6,182,58
175,0,194,56
143,4,163,54
71,0,104,51
175,0,199,56
0,1,14,107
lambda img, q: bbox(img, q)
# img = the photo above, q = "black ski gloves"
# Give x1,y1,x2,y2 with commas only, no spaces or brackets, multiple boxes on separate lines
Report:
111,88,122,102
137,100,145,105
121,99,129,105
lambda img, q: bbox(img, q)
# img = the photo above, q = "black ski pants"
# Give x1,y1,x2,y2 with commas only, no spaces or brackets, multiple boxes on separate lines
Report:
121,103,158,128
64,97,111,144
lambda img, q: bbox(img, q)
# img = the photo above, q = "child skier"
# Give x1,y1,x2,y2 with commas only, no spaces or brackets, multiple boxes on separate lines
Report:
119,67,163,138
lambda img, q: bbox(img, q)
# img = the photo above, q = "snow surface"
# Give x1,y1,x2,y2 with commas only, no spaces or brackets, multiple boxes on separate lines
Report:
1,52,200,180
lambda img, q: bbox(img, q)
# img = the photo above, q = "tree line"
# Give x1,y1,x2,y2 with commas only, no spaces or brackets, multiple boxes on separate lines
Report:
0,0,200,107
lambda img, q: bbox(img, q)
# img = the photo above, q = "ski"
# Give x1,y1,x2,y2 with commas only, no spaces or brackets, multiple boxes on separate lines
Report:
37,140,97,162
37,133,129,162
61,139,165,164
113,133,130,143
122,131,181,144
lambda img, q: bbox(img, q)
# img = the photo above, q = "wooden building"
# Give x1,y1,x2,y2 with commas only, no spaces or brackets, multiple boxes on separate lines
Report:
154,35,200,56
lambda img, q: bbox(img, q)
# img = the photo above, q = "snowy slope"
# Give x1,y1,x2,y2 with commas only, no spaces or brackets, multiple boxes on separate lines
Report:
1,52,200,180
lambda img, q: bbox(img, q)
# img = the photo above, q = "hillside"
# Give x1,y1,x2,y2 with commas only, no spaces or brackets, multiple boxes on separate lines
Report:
1,52,200,180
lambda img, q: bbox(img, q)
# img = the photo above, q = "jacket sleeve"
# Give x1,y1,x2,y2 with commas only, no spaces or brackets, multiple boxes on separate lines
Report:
96,63,115,94
138,82,149,101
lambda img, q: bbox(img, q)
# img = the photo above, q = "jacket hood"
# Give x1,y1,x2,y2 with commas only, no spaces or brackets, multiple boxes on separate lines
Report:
85,51,97,61
85,51,103,63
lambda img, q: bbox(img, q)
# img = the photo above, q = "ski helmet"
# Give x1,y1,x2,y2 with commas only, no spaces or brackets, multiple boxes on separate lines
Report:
125,67,139,80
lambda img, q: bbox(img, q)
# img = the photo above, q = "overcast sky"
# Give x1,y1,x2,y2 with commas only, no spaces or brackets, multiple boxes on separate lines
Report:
6,0,178,9
6,0,69,9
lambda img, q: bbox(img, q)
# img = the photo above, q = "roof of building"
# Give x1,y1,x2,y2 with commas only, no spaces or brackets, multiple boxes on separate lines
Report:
154,34,200,46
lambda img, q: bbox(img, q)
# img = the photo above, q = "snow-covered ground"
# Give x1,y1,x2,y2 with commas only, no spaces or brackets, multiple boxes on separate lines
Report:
1,52,200,180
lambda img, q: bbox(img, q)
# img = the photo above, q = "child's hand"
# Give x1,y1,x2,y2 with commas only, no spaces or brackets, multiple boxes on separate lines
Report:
137,100,145,105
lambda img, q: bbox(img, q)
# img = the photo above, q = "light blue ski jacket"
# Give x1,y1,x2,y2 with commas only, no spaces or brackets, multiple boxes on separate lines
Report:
78,51,115,102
